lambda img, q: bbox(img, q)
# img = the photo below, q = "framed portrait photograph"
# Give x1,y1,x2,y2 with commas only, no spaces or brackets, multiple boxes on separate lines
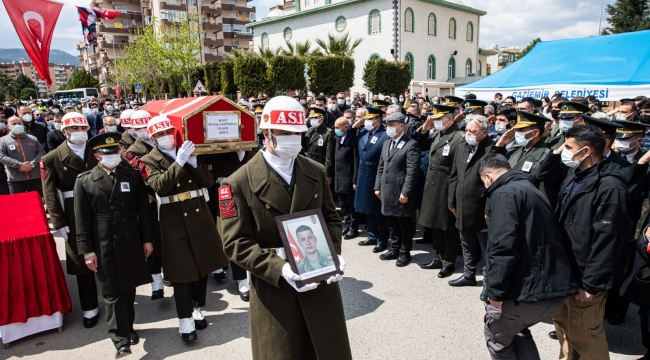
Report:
275,209,343,287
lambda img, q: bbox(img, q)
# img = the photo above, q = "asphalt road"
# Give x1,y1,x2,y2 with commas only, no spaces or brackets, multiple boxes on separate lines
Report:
1,226,646,360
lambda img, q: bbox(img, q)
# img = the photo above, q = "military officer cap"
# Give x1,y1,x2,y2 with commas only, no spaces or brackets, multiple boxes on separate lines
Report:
88,132,122,153
513,110,548,129
63,104,74,111
429,104,458,119
373,99,389,107
582,114,622,135
613,119,647,138
558,101,590,119
365,106,386,119
307,107,327,118
253,104,264,114
463,99,488,114
384,112,406,124
445,96,464,107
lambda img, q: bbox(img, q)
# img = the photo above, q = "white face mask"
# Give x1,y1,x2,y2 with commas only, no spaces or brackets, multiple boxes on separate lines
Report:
270,134,302,159
91,108,98,114
156,134,175,150
615,113,631,121
337,99,345,105
22,114,32,123
68,131,88,145
386,126,398,138
309,118,321,128
127,128,138,137
106,125,118,133
115,118,121,125
434,120,444,130
136,129,150,140
100,154,121,169
53,109,60,114
465,135,478,146
514,129,535,147
559,119,576,133
614,139,635,153
483,175,493,189
105,105,114,112
364,120,375,131
0,123,6,131
561,147,586,168
494,123,507,134
327,104,337,111
54,123,62,131
10,124,24,135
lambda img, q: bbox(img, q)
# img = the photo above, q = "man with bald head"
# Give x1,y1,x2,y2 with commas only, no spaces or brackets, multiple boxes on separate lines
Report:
334,117,360,239
0,116,45,195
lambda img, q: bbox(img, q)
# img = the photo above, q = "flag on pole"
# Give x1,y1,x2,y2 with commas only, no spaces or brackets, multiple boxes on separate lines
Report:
77,7,121,47
286,225,304,264
2,0,63,86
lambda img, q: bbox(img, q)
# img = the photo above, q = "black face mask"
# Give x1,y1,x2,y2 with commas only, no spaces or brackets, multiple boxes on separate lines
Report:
550,109,560,119
639,114,650,124
420,115,427,121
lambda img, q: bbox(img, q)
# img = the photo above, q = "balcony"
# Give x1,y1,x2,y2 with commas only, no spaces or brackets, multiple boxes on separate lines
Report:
98,40,127,49
220,17,249,26
223,31,252,39
211,23,223,33
160,1,187,11
204,38,224,47
202,21,220,30
97,24,137,34
220,3,254,13
201,6,221,16
204,53,222,62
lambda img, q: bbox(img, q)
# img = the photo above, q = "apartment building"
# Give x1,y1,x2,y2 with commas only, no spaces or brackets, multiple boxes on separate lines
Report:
0,61,76,98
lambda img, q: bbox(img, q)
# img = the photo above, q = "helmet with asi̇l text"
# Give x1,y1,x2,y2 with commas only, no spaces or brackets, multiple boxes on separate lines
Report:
61,112,89,130
119,109,135,128
130,110,152,129
147,115,176,136
260,96,308,132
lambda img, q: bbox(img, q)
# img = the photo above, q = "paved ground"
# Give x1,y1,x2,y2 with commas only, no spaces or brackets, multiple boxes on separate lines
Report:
1,225,646,360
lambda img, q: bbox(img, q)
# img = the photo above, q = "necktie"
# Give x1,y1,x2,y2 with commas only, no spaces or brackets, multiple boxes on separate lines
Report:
109,172,115,182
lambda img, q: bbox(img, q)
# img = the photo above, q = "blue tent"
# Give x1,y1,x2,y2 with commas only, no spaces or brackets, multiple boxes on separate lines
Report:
457,30,650,101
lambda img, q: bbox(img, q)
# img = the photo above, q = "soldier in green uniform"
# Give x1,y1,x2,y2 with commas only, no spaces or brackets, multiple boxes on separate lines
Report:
303,106,335,183
40,112,100,329
139,115,229,341
254,104,266,147
118,109,136,150
122,110,165,299
545,101,589,150
220,96,351,360
294,224,335,274
74,132,154,359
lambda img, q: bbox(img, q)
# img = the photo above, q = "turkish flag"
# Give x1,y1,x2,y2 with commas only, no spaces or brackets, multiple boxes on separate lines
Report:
2,0,63,86
286,225,304,264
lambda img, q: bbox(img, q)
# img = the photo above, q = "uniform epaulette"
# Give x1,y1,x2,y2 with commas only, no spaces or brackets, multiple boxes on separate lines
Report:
77,170,93,178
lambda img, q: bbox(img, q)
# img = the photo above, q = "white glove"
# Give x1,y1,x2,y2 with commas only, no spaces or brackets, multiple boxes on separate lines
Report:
175,141,195,167
187,155,198,168
281,263,318,292
57,226,70,241
326,255,346,284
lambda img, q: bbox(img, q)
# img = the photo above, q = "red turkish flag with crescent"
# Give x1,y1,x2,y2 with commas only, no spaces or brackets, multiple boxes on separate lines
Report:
2,0,63,86
286,225,304,264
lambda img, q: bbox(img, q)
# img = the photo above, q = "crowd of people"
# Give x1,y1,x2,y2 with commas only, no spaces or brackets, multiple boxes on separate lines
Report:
0,89,649,360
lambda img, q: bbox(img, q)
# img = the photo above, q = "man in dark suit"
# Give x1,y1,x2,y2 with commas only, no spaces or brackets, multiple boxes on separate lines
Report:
333,117,360,239
374,112,421,266
46,112,66,151
344,106,391,253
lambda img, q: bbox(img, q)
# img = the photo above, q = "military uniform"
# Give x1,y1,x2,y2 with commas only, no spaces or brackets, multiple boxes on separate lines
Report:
119,132,135,149
41,140,99,321
303,108,335,177
503,111,552,189
296,251,335,274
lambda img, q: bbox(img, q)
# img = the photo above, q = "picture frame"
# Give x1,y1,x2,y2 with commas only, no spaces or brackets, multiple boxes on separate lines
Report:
275,209,343,287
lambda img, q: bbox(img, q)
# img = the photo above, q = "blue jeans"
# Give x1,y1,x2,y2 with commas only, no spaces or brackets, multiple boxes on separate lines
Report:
365,213,389,245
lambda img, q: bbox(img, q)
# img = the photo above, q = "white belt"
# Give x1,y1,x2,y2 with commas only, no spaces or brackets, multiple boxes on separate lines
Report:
62,191,74,198
159,188,208,205
56,190,74,211
262,247,287,260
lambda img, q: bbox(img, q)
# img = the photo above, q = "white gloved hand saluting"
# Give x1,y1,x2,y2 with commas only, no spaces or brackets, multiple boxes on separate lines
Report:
57,226,70,241
326,255,346,284
175,141,195,167
187,155,198,168
281,263,318,292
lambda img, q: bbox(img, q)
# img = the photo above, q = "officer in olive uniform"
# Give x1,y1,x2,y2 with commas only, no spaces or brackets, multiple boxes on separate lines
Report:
254,104,266,147
40,112,100,329
220,96,351,360
416,105,464,277
139,116,229,341
303,107,335,180
463,99,488,116
74,132,154,359
582,115,628,168
545,101,589,150
373,99,389,113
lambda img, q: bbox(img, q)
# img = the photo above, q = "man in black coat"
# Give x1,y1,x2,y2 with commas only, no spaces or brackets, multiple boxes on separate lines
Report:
479,153,577,360
374,112,421,267
552,125,633,359
333,117,360,239
46,112,66,151
622,226,650,359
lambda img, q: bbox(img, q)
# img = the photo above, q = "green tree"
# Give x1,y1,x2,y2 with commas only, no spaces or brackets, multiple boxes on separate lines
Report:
160,15,203,97
20,87,38,100
205,62,221,94
0,72,14,101
233,56,269,97
307,56,354,95
603,0,650,34
518,37,542,59
220,60,236,97
280,39,315,57
14,74,37,96
66,69,100,90
314,32,363,56
267,55,306,93
362,59,411,96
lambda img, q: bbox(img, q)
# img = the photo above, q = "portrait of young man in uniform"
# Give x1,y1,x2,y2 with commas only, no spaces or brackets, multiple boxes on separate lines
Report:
295,224,335,274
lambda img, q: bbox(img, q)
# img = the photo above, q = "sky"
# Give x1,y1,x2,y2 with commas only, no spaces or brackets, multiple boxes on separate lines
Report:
0,0,618,57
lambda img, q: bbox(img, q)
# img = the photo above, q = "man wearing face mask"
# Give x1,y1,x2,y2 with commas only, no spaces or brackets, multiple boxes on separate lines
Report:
17,105,48,153
118,109,136,150
416,105,466,275
333,117,360,239
302,107,335,183
344,106,391,253
314,95,336,128
552,124,632,360
254,104,266,146
139,116,228,341
85,102,100,136
74,132,154,359
327,96,344,120
220,96,351,360
612,100,638,123
545,101,588,151
0,119,8,194
46,113,66,151
489,106,517,146
40,112,100,329
336,92,349,112
123,110,166,300
98,115,118,135
0,116,46,195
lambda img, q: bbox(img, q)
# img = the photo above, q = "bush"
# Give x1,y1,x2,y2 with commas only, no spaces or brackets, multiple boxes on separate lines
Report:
220,60,236,95
307,56,354,95
20,87,38,100
362,59,411,95
233,56,269,97
205,62,221,94
267,55,306,93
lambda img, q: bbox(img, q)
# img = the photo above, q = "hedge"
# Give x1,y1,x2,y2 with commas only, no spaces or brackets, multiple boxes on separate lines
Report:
267,55,306,93
362,59,411,96
307,56,354,95
220,60,236,95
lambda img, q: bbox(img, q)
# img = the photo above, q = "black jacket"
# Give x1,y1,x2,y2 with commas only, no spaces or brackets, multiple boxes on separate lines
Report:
557,159,634,294
26,122,49,153
484,171,577,302
333,134,359,194
47,130,66,152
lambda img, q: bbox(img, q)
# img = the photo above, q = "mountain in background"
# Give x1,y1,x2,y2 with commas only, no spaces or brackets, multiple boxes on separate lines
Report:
0,49,79,66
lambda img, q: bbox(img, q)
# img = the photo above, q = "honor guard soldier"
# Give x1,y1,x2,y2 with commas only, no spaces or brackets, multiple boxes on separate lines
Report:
118,109,136,149
220,96,352,360
303,107,335,182
139,116,229,341
207,146,259,302
416,104,464,277
40,112,100,329
254,104,266,147
122,110,165,299
74,132,154,359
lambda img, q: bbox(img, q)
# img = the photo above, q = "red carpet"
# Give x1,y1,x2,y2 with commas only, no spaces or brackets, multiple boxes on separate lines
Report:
0,191,72,325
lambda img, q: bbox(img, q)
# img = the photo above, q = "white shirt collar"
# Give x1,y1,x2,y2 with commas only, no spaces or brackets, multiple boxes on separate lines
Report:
142,138,155,147
391,133,405,145
67,141,85,160
262,148,295,184
624,150,638,162
160,146,177,160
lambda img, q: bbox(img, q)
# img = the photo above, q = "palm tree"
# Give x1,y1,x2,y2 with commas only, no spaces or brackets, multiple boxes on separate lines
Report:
314,32,363,56
280,39,314,56
257,45,281,59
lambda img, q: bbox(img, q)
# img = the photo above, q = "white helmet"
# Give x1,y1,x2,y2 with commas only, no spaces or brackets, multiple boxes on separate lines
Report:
147,115,175,136
61,112,89,130
130,110,152,129
119,109,135,128
260,96,307,132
